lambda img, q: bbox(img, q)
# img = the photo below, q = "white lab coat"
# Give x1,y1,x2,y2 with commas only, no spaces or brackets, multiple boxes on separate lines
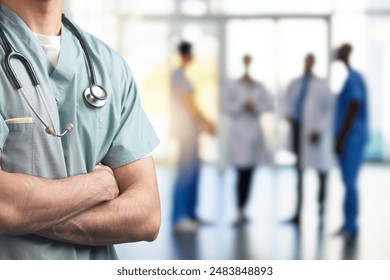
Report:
223,79,273,167
284,75,334,171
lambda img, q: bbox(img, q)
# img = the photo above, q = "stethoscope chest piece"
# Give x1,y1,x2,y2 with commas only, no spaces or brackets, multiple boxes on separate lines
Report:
84,84,107,108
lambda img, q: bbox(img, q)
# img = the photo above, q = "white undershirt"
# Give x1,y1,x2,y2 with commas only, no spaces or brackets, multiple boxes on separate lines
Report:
33,32,61,68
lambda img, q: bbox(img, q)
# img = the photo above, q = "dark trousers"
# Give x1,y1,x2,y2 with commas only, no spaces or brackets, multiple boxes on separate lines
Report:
293,123,328,220
237,167,254,210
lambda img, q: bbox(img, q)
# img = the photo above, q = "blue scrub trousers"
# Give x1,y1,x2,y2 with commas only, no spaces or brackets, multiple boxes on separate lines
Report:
339,139,365,234
172,130,200,224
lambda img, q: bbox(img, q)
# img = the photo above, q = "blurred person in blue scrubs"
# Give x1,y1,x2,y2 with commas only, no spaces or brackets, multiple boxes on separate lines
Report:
334,43,368,237
170,41,216,232
0,0,160,259
223,54,273,225
284,54,333,226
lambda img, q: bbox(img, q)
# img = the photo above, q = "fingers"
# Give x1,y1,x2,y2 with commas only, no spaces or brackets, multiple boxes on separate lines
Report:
94,164,119,200
95,164,114,176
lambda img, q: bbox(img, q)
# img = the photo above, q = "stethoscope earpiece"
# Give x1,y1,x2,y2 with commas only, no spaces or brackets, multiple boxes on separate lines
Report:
45,126,55,136
65,123,74,132
45,122,74,137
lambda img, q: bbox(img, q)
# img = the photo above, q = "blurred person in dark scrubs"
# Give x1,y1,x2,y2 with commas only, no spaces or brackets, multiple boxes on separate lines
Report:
334,43,368,237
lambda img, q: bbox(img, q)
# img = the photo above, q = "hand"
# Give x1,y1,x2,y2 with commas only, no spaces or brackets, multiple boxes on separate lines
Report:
205,122,217,136
244,100,255,112
94,164,119,200
309,131,320,144
286,117,293,125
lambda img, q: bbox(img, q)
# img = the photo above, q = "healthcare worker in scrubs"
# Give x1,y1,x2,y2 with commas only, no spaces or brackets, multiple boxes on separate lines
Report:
0,0,160,259
334,43,368,236
284,54,333,225
223,54,273,225
170,41,215,232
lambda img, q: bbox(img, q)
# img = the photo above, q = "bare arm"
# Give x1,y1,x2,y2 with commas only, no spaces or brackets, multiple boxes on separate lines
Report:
37,156,161,246
0,165,118,235
183,94,215,135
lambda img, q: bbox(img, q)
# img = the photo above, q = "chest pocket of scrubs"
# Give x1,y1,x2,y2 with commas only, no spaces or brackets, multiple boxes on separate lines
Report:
2,119,34,174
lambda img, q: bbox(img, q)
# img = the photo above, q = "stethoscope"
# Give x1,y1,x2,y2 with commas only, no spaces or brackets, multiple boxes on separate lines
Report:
0,14,108,137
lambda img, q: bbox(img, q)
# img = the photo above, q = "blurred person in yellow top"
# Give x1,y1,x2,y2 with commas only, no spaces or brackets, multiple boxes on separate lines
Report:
170,41,216,232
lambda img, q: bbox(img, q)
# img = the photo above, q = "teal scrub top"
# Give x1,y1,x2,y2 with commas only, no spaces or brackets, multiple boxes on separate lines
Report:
0,4,159,259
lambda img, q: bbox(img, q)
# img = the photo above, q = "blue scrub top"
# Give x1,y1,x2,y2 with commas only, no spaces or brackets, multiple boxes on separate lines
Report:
334,69,368,144
0,4,159,259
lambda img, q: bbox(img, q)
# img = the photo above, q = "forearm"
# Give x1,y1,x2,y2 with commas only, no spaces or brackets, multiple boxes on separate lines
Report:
38,187,160,246
0,167,117,235
194,107,212,127
183,95,211,127
189,101,210,126
37,157,161,246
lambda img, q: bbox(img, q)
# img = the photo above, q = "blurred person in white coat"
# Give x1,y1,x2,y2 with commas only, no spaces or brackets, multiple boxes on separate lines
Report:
223,54,273,225
284,54,333,225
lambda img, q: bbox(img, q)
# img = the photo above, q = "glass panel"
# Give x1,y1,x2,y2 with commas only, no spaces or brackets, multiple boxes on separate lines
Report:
366,0,390,10
331,15,367,95
365,17,390,160
122,20,172,161
180,0,209,16
333,0,369,12
69,0,119,15
277,19,328,91
214,0,332,15
226,20,276,93
69,0,386,16
68,15,119,49
118,0,175,15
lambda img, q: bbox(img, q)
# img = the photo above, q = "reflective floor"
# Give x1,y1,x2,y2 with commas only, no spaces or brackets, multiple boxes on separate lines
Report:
115,163,390,260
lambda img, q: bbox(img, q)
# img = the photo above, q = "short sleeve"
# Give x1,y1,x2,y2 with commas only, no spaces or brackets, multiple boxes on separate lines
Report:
172,70,193,95
0,114,9,150
346,74,365,103
101,76,159,169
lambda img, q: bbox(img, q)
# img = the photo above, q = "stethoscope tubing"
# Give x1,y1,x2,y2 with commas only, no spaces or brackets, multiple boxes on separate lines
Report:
62,15,97,86
0,14,107,137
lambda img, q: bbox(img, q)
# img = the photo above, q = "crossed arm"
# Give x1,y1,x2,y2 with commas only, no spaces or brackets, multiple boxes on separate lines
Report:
0,156,161,246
